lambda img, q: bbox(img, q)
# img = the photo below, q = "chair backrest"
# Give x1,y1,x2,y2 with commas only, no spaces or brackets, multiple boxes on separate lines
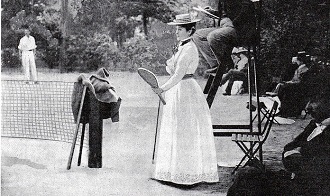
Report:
259,101,279,143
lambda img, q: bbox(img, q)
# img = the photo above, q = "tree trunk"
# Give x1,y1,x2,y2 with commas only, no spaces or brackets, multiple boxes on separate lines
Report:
59,0,69,73
142,11,148,39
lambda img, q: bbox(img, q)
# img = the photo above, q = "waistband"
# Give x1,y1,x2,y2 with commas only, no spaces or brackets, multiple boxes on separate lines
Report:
23,49,34,52
182,74,194,80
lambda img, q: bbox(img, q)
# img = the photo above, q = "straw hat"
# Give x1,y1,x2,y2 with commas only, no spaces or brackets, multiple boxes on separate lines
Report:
232,47,248,54
167,14,201,25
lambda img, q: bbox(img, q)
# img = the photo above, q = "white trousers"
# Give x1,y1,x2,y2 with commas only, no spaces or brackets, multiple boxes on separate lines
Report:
22,51,37,81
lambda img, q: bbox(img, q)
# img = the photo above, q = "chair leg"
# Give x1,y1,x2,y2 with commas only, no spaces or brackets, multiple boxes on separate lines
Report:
252,114,258,122
247,144,266,171
260,108,280,125
244,157,265,171
232,141,258,174
203,74,214,94
232,153,249,174
273,117,281,125
206,69,224,107
232,141,267,174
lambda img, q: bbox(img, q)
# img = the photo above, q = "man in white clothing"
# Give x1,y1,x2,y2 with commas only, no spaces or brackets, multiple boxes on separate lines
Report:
219,47,249,95
18,27,38,83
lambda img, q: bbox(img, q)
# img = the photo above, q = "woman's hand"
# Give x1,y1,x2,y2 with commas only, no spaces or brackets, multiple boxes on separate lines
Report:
204,6,211,11
152,87,164,95
204,6,216,12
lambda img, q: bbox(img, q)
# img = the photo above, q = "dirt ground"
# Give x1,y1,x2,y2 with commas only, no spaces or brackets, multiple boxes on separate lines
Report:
1,69,312,195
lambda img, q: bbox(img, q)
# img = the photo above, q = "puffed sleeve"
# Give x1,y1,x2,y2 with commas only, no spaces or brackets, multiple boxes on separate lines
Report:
160,45,194,91
165,55,175,75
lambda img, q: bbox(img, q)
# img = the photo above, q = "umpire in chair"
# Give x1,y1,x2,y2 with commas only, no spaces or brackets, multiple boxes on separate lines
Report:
192,0,257,74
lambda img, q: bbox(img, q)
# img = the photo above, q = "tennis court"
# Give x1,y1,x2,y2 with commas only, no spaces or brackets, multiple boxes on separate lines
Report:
1,70,305,195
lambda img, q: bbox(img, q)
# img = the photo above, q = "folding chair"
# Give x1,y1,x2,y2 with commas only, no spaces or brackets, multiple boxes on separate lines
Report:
231,100,279,174
250,100,280,125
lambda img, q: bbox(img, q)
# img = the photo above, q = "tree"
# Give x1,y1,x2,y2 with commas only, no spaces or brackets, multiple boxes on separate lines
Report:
59,0,69,72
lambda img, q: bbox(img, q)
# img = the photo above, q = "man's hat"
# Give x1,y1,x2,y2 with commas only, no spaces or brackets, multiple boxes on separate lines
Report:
232,47,248,54
167,14,201,25
297,51,306,55
297,51,307,58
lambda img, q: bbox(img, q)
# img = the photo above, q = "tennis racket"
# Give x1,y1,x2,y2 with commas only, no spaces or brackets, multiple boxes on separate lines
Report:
193,6,220,19
138,68,166,105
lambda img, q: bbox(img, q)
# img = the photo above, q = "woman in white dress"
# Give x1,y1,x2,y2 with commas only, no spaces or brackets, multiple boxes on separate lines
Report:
152,14,219,185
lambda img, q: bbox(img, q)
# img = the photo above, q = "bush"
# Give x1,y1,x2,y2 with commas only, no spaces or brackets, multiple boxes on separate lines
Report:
1,48,20,68
65,33,119,72
38,38,60,69
116,35,172,74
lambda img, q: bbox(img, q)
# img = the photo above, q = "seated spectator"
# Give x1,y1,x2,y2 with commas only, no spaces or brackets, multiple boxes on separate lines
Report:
219,47,249,95
282,88,330,195
282,58,300,82
193,16,237,74
273,51,310,95
267,51,311,117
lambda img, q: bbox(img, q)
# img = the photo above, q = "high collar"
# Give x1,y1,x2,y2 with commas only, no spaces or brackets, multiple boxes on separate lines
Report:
179,37,192,46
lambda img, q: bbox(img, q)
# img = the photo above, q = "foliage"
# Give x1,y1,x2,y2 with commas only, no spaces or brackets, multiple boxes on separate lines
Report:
1,48,21,68
62,27,173,73
260,0,329,76
1,0,62,69
65,33,119,72
117,36,168,73
1,0,329,84
74,0,174,47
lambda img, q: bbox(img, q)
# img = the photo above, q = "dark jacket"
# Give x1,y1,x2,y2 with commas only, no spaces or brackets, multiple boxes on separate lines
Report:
283,119,330,185
216,0,257,46
284,120,330,159
71,68,121,123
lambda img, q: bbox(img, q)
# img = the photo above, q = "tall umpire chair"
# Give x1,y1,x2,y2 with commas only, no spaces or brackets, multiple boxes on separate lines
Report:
203,0,270,173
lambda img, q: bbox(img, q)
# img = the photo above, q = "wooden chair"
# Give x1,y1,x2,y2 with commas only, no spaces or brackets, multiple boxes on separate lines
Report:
250,100,280,125
231,101,279,174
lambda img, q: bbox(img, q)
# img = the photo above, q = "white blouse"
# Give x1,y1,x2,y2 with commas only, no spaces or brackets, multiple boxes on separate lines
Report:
161,40,199,91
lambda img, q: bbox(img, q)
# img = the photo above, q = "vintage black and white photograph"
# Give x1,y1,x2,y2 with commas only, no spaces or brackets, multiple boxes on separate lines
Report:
1,0,330,195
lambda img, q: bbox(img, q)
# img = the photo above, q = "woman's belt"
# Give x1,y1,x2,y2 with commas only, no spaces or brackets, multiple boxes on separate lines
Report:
182,74,194,80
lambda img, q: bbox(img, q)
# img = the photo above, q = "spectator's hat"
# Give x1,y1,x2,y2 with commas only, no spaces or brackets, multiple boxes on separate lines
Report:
167,14,201,25
232,47,248,54
297,51,307,58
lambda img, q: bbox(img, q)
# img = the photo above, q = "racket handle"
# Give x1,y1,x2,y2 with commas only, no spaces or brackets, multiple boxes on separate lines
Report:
157,93,166,105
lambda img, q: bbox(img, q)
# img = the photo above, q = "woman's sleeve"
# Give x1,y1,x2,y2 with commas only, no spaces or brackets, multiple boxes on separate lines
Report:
165,55,175,75
161,46,193,91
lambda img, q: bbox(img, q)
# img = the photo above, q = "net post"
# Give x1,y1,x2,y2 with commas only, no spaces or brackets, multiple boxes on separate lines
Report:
88,89,103,168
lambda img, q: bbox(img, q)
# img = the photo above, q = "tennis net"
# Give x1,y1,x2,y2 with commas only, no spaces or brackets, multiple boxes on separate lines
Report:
1,80,88,143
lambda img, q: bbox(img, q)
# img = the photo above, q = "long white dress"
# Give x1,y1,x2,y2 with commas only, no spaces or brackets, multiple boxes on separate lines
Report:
153,39,219,185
